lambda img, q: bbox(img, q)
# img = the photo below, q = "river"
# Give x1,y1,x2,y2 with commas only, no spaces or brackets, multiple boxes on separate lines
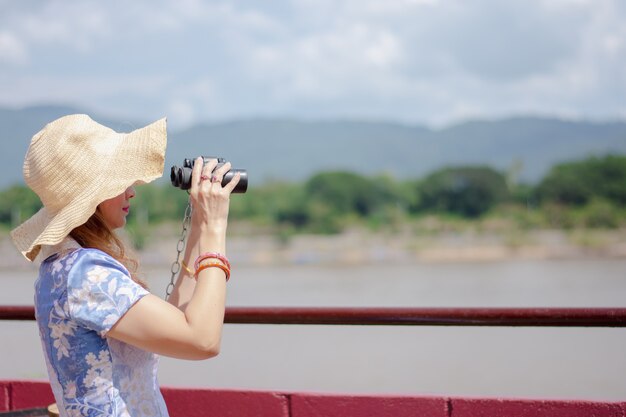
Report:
1,259,625,401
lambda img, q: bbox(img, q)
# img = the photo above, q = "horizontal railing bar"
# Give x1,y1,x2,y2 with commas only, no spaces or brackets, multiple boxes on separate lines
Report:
1,305,626,327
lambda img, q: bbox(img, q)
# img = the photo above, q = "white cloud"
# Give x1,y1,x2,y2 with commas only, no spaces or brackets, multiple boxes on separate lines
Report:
167,99,196,127
10,2,111,52
0,73,169,111
0,31,28,65
0,0,624,126
364,30,402,68
242,22,405,102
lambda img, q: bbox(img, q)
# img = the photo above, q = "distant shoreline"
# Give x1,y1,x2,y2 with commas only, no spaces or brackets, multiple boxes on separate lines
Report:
223,228,626,266
5,227,623,270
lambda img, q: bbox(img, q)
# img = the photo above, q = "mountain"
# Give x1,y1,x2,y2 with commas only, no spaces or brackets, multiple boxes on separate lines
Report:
1,105,625,190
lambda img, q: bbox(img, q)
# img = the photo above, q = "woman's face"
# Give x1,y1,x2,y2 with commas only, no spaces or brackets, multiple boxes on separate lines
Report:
98,186,135,229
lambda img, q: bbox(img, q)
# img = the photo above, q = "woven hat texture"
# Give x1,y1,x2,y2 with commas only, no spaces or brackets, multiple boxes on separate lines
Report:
11,114,167,261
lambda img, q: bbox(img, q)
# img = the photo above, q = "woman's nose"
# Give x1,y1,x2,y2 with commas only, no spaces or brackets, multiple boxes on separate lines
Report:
126,186,136,199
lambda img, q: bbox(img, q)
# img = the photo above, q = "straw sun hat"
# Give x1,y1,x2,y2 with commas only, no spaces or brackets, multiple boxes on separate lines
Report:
11,114,167,261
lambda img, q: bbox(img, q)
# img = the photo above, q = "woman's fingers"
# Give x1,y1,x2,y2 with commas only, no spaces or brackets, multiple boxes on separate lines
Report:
189,157,204,195
222,172,241,194
201,158,219,180
196,159,219,190
212,162,241,195
210,162,231,182
191,158,237,196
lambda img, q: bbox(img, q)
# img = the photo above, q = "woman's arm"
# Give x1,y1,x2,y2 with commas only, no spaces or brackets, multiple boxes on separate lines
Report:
108,157,240,360
165,228,206,311
106,267,226,360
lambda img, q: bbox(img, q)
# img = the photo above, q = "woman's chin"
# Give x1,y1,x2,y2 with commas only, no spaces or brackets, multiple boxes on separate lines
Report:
111,219,127,230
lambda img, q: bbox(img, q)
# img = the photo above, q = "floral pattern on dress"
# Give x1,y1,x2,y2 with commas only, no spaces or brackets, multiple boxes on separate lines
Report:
35,246,169,417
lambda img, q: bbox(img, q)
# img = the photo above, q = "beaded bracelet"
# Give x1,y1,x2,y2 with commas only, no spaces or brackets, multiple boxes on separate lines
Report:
194,261,231,281
194,252,231,271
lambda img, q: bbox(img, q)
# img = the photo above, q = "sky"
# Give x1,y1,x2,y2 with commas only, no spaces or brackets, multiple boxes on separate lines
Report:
1,0,625,129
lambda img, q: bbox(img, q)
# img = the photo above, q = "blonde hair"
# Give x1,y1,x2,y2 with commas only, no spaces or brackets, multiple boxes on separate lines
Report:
69,210,147,289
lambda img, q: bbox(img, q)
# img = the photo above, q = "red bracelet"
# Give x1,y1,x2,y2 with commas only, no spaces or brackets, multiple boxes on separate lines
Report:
194,252,231,270
194,261,231,281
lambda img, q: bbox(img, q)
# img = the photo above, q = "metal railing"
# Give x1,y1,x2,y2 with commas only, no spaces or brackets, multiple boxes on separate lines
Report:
1,305,626,327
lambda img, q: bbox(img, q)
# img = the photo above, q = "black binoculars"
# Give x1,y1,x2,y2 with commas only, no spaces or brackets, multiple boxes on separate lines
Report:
170,156,248,193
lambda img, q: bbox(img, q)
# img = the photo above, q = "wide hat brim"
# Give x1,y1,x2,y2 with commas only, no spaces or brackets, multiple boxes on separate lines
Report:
11,116,167,261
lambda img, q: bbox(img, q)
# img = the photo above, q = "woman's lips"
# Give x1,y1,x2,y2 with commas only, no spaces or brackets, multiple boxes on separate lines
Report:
122,207,129,214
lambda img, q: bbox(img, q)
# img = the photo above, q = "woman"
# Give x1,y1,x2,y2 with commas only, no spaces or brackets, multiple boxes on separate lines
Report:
11,114,240,417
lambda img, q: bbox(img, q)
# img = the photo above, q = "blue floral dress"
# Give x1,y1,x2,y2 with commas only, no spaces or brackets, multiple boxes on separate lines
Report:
35,243,169,417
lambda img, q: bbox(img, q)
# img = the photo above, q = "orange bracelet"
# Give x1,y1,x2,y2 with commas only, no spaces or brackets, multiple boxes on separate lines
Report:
194,261,230,281
194,252,231,270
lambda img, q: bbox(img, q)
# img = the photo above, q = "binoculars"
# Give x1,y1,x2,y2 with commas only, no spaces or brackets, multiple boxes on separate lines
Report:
170,156,248,193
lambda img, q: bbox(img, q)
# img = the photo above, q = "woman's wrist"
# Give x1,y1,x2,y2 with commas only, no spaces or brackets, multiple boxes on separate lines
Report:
195,231,226,253
191,214,228,232
189,218,227,237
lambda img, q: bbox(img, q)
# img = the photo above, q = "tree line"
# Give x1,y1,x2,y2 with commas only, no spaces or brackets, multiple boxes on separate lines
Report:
1,155,625,236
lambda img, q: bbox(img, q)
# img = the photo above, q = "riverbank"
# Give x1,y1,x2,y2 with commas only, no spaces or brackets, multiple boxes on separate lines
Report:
3,226,624,270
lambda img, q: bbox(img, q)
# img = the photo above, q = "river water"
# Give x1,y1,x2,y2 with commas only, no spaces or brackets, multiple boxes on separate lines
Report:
1,259,625,401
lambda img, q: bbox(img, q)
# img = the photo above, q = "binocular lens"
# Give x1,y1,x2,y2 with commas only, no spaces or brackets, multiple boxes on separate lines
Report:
170,166,180,187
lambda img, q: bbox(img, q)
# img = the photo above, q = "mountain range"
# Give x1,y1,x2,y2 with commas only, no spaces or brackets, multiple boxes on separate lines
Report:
1,105,625,189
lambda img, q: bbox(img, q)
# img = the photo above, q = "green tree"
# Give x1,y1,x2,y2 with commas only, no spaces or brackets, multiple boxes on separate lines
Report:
269,183,310,228
305,171,394,217
414,166,509,218
536,155,626,206
223,180,309,228
131,184,190,223
0,185,42,227
268,171,405,233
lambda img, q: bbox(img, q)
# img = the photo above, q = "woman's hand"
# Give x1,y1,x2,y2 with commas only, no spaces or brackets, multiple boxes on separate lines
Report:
189,157,241,234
